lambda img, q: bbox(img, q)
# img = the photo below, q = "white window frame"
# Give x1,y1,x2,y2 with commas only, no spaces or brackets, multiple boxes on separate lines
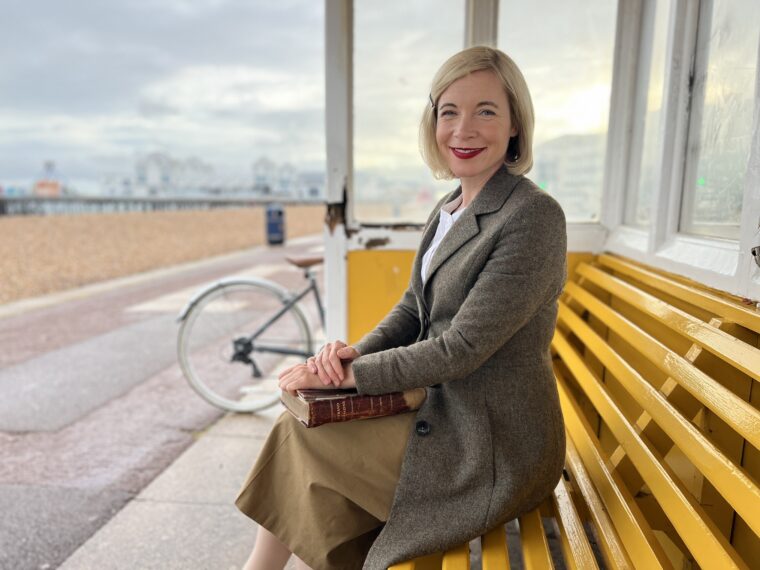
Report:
604,0,760,300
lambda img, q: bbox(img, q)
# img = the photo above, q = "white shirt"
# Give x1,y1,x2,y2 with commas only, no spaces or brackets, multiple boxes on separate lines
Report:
421,195,466,285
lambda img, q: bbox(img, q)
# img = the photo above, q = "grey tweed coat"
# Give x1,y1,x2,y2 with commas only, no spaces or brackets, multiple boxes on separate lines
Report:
352,165,568,570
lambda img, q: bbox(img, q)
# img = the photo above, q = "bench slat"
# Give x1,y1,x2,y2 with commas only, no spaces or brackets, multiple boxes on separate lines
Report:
441,542,469,570
551,477,599,570
577,263,760,386
596,254,760,335
481,525,510,570
556,370,669,569
564,280,760,451
518,509,554,570
558,302,760,536
389,553,442,570
553,330,750,569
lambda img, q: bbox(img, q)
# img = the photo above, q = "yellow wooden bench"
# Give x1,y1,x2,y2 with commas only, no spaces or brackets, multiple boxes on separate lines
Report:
391,253,760,569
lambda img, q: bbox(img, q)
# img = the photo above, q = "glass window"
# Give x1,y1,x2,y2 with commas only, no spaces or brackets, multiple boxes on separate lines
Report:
499,0,617,223
354,0,464,223
0,2,325,199
625,0,672,228
499,0,617,222
680,0,760,239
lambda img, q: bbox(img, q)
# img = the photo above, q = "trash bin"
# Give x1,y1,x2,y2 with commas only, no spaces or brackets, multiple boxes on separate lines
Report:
266,203,285,245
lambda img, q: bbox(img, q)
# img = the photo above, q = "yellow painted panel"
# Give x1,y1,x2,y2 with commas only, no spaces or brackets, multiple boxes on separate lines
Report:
347,250,415,345
482,525,510,570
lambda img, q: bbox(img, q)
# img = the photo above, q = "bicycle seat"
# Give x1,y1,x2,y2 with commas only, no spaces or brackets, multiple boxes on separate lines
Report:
286,255,324,268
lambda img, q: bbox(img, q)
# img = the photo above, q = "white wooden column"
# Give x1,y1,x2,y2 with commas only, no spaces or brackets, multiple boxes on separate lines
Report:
465,0,499,47
324,0,352,341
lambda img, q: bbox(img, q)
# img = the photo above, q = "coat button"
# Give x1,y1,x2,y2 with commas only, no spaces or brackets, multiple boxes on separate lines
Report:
415,420,431,436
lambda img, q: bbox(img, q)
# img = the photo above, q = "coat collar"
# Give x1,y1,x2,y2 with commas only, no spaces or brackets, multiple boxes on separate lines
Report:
412,165,522,301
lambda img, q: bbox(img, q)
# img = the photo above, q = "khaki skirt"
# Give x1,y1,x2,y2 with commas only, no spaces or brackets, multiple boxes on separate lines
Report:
235,410,416,570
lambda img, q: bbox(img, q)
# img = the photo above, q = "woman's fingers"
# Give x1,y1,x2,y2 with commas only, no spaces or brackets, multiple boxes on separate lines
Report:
336,346,360,360
309,340,354,387
313,350,333,386
315,343,340,385
319,348,342,386
307,356,329,385
328,343,345,383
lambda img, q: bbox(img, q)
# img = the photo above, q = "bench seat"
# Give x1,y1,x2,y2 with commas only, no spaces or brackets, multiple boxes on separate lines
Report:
391,253,760,569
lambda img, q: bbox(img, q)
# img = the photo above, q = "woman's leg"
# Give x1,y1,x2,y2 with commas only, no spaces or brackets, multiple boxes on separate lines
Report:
241,525,291,570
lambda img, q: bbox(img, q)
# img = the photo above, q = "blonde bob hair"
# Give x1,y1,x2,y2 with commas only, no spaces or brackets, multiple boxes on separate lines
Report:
419,46,535,179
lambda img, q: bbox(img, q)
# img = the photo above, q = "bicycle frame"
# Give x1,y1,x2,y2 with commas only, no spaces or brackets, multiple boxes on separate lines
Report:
246,266,325,359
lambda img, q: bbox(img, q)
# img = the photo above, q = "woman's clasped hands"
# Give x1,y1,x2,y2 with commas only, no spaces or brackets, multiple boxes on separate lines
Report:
277,340,360,395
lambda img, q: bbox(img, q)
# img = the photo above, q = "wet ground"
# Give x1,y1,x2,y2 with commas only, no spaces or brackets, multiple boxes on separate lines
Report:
0,236,323,570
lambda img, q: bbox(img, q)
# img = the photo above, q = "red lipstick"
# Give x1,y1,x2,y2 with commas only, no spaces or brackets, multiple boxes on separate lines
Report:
450,147,485,159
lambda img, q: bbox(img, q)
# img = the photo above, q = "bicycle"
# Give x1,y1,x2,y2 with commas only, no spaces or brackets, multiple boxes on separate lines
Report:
176,256,325,413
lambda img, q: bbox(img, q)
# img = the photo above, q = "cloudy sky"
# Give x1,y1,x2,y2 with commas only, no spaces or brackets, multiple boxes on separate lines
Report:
0,0,617,194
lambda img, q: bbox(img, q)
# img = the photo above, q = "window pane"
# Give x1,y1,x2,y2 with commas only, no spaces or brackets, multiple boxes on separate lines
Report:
626,0,672,227
354,0,464,223
0,2,325,199
680,0,760,239
499,0,616,223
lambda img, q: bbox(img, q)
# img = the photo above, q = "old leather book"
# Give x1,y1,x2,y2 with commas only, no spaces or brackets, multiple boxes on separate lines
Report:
281,387,426,428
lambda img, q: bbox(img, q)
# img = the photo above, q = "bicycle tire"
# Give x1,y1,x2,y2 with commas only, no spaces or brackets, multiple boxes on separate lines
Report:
177,279,313,413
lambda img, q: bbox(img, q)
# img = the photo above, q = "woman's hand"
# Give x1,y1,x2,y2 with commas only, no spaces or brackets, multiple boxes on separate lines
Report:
307,340,360,387
278,363,356,395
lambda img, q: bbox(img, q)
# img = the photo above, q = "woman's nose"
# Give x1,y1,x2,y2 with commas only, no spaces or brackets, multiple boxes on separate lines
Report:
452,115,476,137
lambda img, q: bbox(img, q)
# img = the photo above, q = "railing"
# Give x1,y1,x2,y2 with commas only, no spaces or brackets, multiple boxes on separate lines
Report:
0,196,322,216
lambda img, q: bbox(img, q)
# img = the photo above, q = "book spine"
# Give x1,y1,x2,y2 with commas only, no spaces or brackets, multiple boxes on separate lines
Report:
306,392,415,428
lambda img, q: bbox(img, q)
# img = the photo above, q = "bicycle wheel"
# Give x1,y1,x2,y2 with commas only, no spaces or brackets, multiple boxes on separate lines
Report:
178,279,313,413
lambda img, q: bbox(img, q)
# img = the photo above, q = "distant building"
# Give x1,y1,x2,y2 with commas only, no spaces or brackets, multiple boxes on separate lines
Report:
533,133,606,222
33,161,63,197
251,157,323,199
134,152,215,196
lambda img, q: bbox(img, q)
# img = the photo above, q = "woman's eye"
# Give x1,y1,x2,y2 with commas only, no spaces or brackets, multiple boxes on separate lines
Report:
439,109,456,117
478,109,496,116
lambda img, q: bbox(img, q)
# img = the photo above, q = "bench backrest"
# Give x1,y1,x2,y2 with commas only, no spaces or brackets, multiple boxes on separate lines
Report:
554,253,760,569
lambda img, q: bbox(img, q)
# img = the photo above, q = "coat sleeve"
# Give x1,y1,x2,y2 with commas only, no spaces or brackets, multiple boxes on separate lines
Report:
352,192,567,394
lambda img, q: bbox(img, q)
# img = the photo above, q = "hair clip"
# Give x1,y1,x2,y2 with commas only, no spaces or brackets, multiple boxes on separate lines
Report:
429,93,436,109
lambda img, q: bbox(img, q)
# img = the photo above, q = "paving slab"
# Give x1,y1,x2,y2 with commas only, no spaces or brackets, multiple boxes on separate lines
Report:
58,501,256,570
0,484,132,570
205,403,286,438
138,434,265,505
57,408,281,570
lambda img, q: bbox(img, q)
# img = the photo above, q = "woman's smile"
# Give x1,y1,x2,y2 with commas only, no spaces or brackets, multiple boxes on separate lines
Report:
450,147,486,159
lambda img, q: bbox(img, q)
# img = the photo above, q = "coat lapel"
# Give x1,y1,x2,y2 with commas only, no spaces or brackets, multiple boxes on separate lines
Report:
421,166,521,297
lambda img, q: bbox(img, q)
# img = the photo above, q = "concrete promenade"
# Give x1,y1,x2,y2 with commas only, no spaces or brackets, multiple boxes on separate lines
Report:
58,405,286,570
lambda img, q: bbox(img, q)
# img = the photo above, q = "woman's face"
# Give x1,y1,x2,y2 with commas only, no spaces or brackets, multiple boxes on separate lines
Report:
435,70,517,185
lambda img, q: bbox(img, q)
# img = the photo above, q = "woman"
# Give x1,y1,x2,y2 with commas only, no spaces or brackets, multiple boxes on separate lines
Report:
236,45,567,570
